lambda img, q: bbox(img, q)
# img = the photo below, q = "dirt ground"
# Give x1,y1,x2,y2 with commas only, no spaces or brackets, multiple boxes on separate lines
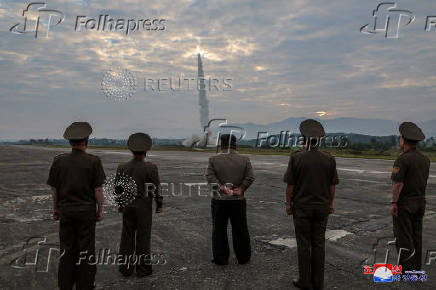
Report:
0,145,435,289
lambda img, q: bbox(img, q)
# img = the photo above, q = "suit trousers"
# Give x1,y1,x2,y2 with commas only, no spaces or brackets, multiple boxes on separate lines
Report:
211,199,251,265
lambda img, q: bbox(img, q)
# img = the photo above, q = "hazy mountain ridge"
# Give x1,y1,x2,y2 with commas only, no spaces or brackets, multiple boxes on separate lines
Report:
1,118,435,141
232,117,436,139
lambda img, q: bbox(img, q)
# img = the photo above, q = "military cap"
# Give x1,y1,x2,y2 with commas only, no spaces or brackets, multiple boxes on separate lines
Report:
127,133,152,151
63,122,92,140
299,119,325,137
399,122,425,141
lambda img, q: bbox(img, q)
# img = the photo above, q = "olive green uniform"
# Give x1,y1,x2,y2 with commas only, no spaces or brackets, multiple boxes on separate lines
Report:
283,149,339,290
391,148,430,271
47,149,106,290
205,149,255,265
117,159,162,276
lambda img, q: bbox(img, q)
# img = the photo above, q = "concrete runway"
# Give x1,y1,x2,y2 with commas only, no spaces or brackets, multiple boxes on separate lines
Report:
0,145,435,289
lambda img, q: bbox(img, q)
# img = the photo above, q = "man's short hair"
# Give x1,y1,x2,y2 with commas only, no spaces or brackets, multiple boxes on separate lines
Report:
69,138,88,146
303,136,320,147
220,134,237,149
403,137,418,146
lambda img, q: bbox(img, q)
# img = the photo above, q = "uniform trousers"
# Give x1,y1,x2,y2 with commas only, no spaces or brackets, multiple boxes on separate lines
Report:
59,210,96,290
393,201,425,272
293,206,329,290
119,198,153,276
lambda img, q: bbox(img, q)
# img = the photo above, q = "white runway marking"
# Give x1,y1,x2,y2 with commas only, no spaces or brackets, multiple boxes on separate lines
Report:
325,230,352,241
31,195,50,202
94,150,156,157
342,178,387,184
267,230,352,248
338,168,436,178
269,237,297,248
338,168,390,174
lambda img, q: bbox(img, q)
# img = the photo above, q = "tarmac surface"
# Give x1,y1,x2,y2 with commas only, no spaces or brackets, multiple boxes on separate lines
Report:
0,145,436,289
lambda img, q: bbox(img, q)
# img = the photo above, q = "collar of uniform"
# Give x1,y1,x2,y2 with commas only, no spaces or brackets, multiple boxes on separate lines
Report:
305,147,319,152
404,147,417,153
71,148,86,154
219,148,238,154
131,157,145,162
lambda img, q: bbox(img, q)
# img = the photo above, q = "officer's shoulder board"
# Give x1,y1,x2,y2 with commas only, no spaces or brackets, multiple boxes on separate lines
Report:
291,150,302,155
321,150,336,160
53,153,68,161
392,153,407,174
86,152,98,158
144,160,158,169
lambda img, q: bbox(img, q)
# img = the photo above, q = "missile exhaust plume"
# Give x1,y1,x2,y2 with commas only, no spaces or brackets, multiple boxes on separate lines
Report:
198,53,209,129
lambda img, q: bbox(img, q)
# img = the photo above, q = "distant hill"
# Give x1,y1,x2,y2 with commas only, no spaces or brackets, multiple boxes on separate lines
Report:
1,117,434,142
232,117,436,139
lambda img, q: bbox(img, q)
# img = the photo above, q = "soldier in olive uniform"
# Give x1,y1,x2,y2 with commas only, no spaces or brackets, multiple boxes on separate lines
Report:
391,122,430,271
283,119,339,290
205,134,255,265
47,122,106,290
117,133,163,277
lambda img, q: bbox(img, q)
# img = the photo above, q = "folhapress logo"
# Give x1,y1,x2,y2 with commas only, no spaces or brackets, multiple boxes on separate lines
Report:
10,2,167,39
10,2,65,38
361,2,436,38
360,2,415,38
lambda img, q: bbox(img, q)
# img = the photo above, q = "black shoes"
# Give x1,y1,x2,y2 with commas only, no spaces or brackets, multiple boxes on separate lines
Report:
292,279,311,290
120,267,152,278
119,269,133,277
237,259,250,265
211,259,228,266
136,269,153,278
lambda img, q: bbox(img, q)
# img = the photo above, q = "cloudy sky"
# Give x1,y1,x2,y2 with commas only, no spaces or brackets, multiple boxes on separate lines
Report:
0,0,435,139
